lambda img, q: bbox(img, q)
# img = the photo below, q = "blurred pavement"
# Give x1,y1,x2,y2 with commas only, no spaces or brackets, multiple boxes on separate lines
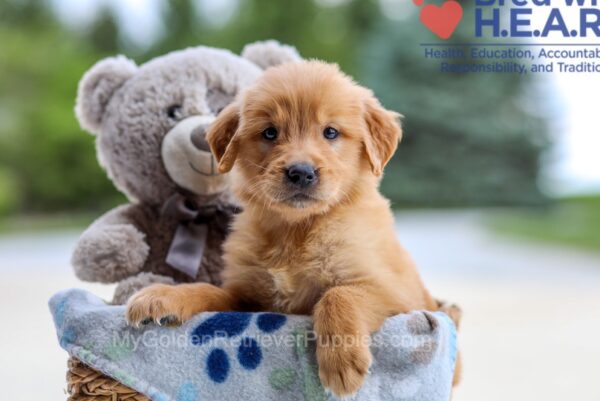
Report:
397,211,600,401
1,210,599,401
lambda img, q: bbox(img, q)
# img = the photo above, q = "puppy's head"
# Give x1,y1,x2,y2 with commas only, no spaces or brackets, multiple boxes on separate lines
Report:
207,60,401,221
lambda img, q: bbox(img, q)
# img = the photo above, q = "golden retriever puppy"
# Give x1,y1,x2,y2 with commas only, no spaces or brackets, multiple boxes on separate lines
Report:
126,60,458,396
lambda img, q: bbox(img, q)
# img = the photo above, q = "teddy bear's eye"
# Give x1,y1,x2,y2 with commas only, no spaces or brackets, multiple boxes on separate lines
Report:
166,104,183,121
207,88,234,117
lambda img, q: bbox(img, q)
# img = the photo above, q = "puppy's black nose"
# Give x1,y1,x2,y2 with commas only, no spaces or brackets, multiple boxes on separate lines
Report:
286,163,318,188
190,125,211,152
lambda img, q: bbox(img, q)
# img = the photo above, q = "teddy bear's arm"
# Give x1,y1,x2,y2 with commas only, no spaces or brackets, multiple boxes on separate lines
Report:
111,272,176,305
71,204,150,283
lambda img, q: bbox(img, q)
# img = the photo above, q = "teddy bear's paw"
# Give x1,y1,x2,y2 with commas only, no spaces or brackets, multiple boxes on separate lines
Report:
125,284,191,328
112,273,176,305
317,337,372,398
72,224,149,283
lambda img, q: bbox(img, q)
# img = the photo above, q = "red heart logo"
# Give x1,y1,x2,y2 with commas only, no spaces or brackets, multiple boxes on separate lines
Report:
420,1,463,40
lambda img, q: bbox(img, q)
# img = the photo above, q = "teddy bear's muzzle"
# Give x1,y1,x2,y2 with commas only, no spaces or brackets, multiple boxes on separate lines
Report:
162,115,230,196
191,125,212,152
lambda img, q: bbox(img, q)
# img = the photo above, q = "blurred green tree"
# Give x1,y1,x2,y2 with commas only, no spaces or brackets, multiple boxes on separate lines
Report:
0,0,551,217
148,0,380,77
0,0,122,214
359,2,550,206
88,6,121,54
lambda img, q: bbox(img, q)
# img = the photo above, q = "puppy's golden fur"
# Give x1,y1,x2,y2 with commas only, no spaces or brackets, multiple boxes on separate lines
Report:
126,60,460,396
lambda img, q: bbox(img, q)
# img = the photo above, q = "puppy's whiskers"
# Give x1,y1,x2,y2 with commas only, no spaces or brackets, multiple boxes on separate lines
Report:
241,159,268,172
243,177,275,219
245,180,267,205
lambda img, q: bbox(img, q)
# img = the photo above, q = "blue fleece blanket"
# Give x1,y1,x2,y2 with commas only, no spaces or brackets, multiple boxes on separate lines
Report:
49,289,457,401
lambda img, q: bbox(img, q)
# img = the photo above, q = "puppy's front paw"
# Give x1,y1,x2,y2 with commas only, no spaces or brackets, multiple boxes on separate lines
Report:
126,284,189,328
317,339,372,397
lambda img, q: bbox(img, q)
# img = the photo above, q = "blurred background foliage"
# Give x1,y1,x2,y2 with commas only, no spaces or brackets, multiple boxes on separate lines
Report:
360,10,550,206
0,0,551,218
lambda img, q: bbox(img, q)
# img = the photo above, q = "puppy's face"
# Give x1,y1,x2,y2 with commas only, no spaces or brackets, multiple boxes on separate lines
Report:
207,61,401,221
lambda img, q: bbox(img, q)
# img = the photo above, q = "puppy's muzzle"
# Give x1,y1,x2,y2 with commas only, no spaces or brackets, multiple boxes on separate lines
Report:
285,163,318,189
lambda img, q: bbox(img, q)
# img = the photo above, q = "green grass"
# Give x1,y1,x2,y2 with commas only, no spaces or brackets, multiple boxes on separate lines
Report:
0,212,96,236
490,195,600,252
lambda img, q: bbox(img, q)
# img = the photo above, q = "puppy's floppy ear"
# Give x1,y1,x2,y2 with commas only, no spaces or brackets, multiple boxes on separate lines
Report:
362,95,402,176
206,102,241,173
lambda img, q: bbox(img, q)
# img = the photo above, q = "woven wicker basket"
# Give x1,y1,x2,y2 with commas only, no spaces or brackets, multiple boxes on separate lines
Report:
67,357,149,401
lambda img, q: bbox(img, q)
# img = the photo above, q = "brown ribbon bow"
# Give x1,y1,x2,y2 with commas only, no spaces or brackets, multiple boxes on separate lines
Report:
161,193,220,278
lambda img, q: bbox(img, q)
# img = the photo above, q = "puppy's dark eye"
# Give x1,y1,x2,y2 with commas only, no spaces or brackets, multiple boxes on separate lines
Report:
323,126,339,140
166,104,183,121
262,127,278,141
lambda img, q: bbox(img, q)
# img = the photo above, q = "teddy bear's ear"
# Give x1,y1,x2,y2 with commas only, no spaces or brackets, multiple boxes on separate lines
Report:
241,40,301,70
75,56,137,134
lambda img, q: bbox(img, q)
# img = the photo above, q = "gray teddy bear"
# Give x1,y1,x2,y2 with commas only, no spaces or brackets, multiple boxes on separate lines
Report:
72,41,301,304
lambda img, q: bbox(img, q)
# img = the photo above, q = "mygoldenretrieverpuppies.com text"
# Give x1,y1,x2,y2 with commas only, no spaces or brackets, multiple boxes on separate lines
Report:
104,330,436,352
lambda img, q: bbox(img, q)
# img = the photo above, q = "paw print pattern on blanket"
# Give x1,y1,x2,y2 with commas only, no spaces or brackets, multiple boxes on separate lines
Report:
190,312,287,383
